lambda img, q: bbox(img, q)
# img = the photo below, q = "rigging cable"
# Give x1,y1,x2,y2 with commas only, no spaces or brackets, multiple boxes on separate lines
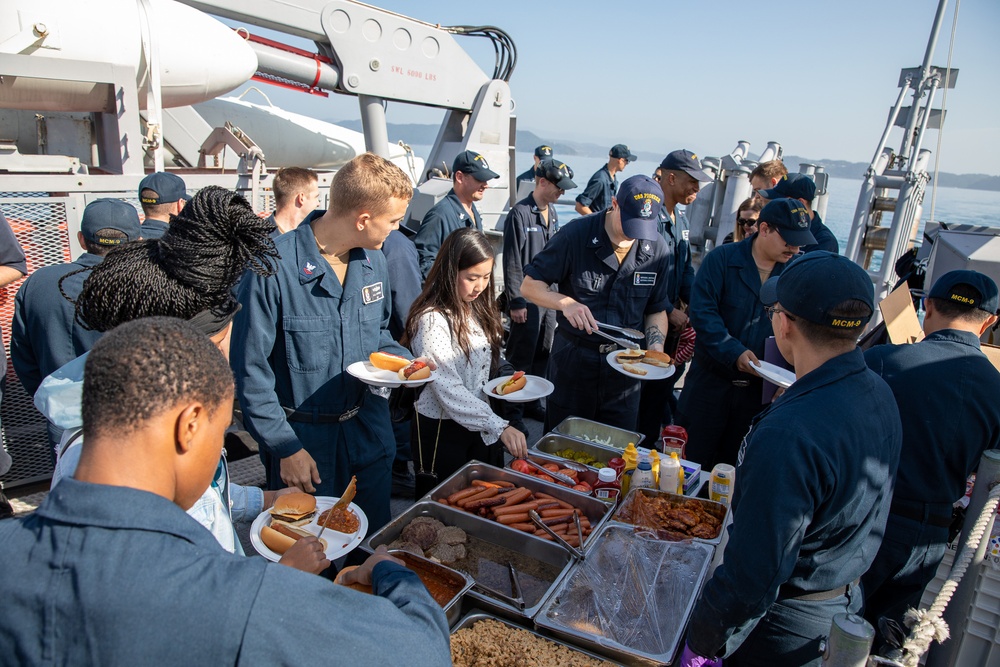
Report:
929,0,960,223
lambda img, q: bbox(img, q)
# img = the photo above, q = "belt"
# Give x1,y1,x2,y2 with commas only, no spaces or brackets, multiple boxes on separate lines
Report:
282,400,363,424
890,500,953,528
558,330,618,354
778,578,859,602
732,379,751,387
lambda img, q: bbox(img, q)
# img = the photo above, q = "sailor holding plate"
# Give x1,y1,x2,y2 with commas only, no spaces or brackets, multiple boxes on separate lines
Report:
520,175,671,431
682,252,901,667
232,154,420,532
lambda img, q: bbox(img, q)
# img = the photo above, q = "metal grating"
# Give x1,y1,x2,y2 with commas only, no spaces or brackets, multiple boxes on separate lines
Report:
1,198,72,488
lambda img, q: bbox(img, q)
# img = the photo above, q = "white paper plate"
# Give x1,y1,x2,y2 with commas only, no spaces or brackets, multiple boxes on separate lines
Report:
346,360,435,389
483,374,555,403
250,495,368,562
605,350,676,381
751,360,796,389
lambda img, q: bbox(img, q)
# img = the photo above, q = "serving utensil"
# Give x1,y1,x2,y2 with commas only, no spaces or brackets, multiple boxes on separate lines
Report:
472,562,526,611
591,328,641,351
595,321,644,340
529,510,586,561
520,458,578,486
318,475,357,540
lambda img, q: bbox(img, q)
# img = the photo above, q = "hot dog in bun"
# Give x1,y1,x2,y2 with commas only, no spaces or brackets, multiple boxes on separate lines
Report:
260,523,328,555
494,370,527,395
398,360,431,381
370,351,411,372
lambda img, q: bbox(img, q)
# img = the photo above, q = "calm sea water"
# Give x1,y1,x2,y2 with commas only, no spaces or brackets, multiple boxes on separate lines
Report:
413,145,1000,247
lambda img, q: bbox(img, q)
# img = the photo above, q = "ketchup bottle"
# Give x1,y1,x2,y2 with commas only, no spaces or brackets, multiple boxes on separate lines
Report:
608,456,626,481
592,468,621,503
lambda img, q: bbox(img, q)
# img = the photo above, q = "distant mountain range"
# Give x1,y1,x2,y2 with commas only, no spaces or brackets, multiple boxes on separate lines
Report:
336,120,1000,192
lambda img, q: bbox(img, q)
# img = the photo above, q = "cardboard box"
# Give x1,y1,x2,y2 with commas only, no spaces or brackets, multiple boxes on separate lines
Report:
879,283,925,345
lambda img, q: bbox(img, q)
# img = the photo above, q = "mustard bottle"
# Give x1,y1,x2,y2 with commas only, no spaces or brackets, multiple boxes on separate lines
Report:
670,452,684,495
622,442,638,496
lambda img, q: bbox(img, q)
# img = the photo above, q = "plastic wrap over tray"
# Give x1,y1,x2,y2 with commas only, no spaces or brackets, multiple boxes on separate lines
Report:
451,610,621,666
535,524,713,666
428,461,614,546
613,487,729,546
550,416,644,450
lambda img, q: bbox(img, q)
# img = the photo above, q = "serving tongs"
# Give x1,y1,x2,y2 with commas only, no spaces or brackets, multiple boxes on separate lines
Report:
528,510,586,561
317,475,357,540
591,328,641,351
521,458,578,486
595,321,644,340
473,561,525,611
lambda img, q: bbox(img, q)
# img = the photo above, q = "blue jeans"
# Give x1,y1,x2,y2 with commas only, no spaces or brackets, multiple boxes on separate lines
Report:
728,582,863,667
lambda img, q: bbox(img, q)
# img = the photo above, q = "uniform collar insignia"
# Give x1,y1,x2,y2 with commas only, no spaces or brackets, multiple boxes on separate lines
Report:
303,261,316,275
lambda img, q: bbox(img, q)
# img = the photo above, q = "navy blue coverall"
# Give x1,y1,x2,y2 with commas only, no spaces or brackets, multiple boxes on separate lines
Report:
862,329,1000,641
677,234,787,468
232,221,409,531
413,190,482,279
687,348,902,667
503,192,558,385
637,205,695,443
11,253,104,396
802,211,839,255
575,165,616,213
524,212,671,432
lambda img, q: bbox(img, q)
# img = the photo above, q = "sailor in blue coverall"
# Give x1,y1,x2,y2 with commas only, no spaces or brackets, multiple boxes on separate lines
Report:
521,175,671,432
681,252,901,667
677,199,816,468
231,154,416,531
862,270,1000,648
413,150,498,279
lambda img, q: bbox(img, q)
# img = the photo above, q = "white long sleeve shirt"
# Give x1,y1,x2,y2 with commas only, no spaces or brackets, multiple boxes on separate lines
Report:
411,310,507,445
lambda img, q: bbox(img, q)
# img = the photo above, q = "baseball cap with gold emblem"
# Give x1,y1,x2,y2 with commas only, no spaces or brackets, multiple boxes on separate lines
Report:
452,150,499,181
616,175,663,241
659,149,712,183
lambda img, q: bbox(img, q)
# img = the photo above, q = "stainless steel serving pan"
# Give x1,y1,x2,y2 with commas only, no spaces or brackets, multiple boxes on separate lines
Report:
534,524,714,666
386,549,474,628
550,416,644,450
362,501,575,619
427,461,614,545
531,433,623,471
451,610,623,666
611,487,729,547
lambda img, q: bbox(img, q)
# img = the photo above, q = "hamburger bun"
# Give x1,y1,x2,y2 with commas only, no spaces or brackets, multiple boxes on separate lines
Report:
268,492,316,526
260,523,328,555
622,363,648,376
641,350,673,368
370,351,411,372
616,351,645,363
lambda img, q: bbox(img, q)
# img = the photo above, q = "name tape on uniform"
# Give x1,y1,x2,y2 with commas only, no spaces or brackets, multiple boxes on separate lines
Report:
362,282,385,304
634,272,657,286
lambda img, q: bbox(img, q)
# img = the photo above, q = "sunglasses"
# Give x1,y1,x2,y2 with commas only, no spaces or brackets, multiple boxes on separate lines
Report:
740,218,758,227
766,306,796,322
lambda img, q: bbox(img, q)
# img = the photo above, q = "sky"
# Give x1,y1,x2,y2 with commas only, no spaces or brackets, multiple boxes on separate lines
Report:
218,0,1000,176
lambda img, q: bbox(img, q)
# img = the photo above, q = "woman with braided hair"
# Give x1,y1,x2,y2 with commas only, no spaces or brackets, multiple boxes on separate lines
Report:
71,185,278,338
36,187,328,573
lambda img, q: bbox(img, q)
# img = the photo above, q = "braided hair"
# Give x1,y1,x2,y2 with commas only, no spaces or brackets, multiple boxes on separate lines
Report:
71,185,278,331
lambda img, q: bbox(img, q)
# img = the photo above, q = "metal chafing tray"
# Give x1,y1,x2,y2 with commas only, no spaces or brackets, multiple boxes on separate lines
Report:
612,487,729,547
451,610,622,666
386,550,474,628
531,433,623,471
428,461,613,546
535,524,714,666
507,451,603,492
550,416,644,450
362,501,575,619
